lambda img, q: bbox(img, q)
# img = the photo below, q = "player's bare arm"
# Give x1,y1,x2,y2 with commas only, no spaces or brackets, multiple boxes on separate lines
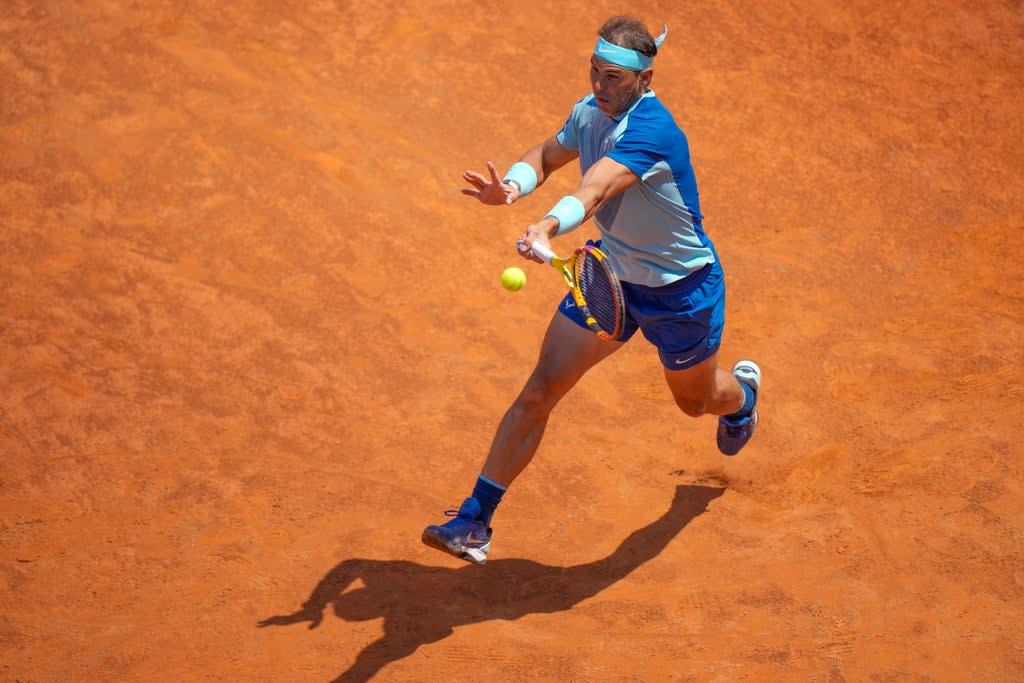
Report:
462,137,578,206
573,155,640,214
518,156,639,260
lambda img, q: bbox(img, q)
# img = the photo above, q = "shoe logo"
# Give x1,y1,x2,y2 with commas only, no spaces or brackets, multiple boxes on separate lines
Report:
465,530,489,546
563,299,576,310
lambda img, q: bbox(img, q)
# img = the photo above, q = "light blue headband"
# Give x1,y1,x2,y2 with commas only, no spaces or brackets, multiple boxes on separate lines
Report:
592,24,667,71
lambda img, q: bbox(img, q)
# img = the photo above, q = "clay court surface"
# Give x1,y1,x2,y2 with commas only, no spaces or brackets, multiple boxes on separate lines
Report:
3,1,1023,681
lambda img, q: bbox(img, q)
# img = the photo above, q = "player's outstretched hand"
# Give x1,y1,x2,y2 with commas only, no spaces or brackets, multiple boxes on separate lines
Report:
257,605,324,630
462,160,520,205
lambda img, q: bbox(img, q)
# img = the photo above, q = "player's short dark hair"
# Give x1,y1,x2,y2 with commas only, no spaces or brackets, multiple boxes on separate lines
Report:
599,16,657,58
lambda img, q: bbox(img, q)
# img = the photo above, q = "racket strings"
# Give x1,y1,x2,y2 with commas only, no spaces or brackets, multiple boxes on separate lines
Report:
575,253,625,335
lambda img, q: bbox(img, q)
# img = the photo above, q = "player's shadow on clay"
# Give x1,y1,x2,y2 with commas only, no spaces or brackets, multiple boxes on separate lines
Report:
258,484,723,683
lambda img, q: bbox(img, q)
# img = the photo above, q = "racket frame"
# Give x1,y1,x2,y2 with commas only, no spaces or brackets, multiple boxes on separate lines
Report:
526,241,625,341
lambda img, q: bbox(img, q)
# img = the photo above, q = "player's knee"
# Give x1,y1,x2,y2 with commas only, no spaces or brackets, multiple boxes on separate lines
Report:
513,381,559,417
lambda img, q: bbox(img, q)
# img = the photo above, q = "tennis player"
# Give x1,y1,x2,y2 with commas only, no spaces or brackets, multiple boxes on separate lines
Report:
422,16,761,564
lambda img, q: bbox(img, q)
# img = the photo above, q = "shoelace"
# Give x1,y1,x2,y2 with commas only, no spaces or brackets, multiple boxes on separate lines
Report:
440,508,481,532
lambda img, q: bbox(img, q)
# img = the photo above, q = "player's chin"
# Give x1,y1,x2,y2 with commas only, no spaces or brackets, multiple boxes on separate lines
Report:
595,99,622,117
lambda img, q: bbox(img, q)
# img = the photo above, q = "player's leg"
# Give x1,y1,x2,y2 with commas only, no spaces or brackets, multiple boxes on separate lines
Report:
662,354,744,417
661,352,761,455
480,311,625,486
632,259,760,455
422,306,625,564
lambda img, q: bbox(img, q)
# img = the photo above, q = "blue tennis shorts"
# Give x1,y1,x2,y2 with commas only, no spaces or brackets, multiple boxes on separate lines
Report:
558,254,725,370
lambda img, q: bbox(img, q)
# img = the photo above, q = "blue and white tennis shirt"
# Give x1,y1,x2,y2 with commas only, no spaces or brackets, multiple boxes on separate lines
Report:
556,90,715,287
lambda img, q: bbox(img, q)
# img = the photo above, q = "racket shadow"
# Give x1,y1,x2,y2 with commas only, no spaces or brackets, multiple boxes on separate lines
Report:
258,484,724,683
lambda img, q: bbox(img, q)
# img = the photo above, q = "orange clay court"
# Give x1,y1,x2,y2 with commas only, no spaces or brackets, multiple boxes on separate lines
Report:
2,1,1023,681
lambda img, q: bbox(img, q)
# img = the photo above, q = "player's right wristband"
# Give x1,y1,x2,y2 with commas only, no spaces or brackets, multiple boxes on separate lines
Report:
503,162,538,197
544,195,586,235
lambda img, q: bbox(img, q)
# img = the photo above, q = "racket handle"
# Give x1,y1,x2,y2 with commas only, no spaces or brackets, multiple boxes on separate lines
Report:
523,240,556,264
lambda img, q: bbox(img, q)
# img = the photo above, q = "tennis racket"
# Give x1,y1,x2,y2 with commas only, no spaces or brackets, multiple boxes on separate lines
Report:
521,240,626,341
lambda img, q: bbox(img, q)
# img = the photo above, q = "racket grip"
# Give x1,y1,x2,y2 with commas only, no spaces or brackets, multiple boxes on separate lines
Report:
524,240,556,264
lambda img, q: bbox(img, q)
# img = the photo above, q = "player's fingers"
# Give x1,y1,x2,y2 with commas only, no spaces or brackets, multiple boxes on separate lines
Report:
516,238,542,262
461,188,482,198
463,171,486,187
486,160,501,183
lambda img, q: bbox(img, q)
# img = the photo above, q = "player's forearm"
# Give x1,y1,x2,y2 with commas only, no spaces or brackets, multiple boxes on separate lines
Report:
505,137,577,196
577,157,639,211
519,142,548,181
541,160,636,236
503,143,547,196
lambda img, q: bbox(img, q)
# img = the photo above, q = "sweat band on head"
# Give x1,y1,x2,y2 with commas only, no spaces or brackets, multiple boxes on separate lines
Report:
592,24,667,71
503,162,538,196
544,195,586,236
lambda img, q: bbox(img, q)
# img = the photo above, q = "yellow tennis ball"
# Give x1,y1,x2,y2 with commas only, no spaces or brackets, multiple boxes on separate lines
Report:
500,266,526,291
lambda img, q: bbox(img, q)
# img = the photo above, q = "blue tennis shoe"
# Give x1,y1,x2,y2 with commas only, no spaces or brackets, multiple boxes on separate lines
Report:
421,497,492,565
717,360,761,456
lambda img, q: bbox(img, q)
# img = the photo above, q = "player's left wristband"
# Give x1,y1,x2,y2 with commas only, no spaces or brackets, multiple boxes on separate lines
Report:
503,162,538,197
544,195,586,235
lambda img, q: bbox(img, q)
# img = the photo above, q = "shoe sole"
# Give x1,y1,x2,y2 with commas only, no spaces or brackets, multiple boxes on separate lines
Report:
421,528,489,565
733,359,762,391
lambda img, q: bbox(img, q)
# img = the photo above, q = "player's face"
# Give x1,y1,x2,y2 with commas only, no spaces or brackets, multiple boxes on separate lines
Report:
590,58,650,116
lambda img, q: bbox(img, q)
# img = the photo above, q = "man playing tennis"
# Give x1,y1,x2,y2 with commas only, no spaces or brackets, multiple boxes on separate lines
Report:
422,16,761,564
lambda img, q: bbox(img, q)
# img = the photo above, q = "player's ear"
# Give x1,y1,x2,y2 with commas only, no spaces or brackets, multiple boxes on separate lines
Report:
639,68,653,88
